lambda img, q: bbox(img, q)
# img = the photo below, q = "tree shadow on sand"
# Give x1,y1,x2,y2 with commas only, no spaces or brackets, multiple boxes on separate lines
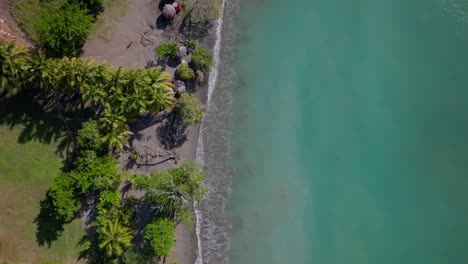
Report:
157,111,188,149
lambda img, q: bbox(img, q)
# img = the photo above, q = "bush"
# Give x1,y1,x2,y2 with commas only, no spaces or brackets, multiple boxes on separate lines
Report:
175,63,195,81
75,156,120,192
144,218,176,257
94,189,121,229
49,172,81,221
156,42,177,59
184,38,198,50
191,48,213,71
77,120,103,153
177,93,205,125
38,3,94,57
196,70,204,83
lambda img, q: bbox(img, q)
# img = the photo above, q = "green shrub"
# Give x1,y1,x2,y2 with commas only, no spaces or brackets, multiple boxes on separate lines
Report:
156,42,177,59
38,3,94,57
132,160,206,226
75,156,120,192
177,93,205,125
191,48,213,71
196,70,204,83
130,149,140,163
175,63,195,81
77,120,103,153
144,218,176,257
184,38,198,49
49,172,81,221
94,189,121,229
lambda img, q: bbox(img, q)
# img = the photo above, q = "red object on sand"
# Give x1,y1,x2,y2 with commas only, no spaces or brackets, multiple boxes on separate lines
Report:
176,3,182,12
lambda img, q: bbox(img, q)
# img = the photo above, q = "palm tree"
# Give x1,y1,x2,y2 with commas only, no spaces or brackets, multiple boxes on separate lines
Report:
98,220,133,260
122,68,151,114
146,67,175,112
0,40,30,94
81,62,111,107
100,105,133,153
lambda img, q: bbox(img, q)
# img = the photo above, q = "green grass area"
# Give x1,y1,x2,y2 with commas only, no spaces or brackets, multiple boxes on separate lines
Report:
13,0,129,43
0,125,84,263
12,0,64,42
90,0,129,41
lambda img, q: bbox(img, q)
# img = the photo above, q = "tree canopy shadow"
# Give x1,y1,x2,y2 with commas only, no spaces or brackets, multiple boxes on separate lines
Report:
156,111,188,149
0,89,90,157
179,15,213,40
34,193,67,247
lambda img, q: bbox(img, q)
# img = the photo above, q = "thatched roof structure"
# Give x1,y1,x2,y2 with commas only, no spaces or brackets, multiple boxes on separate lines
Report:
162,4,176,19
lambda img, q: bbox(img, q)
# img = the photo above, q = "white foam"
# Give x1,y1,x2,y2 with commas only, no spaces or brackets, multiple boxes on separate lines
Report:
194,0,227,263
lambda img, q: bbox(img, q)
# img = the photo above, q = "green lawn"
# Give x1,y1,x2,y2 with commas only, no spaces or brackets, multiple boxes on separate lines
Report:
13,0,129,44
11,0,64,43
90,0,129,41
0,125,84,263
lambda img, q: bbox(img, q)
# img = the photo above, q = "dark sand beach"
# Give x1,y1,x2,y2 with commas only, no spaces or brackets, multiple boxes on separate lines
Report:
83,0,214,263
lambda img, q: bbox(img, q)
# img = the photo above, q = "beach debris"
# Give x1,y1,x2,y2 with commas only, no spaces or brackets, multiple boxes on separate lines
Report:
0,17,16,42
173,80,186,94
139,29,158,47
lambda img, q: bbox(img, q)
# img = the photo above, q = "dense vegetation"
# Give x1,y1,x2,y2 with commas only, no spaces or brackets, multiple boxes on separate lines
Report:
38,2,95,57
13,0,104,57
157,42,178,59
177,92,206,125
2,0,219,259
0,41,174,154
191,47,213,71
176,62,195,81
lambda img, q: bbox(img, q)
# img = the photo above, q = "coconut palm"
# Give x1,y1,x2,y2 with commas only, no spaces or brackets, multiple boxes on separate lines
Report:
27,51,48,88
106,67,131,111
122,68,151,114
146,67,175,111
100,105,133,153
82,62,111,107
0,40,30,94
98,220,133,260
38,58,67,92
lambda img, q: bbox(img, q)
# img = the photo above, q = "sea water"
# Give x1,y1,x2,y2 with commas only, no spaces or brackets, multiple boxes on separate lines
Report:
196,0,468,263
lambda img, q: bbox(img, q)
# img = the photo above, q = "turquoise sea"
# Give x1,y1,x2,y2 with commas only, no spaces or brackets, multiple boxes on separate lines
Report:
196,0,468,263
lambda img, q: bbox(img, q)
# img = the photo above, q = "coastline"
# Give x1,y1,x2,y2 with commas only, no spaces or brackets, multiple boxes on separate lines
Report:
82,0,221,263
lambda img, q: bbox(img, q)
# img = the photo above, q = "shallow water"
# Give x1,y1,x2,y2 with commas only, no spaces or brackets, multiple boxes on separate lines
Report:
197,0,468,263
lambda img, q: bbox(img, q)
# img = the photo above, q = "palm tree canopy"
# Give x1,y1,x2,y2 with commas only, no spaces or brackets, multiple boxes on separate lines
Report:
99,220,133,258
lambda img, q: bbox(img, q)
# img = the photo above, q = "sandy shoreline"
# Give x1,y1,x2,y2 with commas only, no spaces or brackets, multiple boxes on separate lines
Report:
82,0,216,263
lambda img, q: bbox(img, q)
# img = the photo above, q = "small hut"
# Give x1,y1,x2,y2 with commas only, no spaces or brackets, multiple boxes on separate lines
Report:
162,4,176,20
